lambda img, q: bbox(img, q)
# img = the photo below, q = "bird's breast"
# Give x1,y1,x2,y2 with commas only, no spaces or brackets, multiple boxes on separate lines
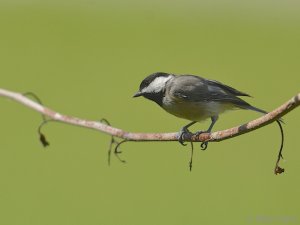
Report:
162,98,234,122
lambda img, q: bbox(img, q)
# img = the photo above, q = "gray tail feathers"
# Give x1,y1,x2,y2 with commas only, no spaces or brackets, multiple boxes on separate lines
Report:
247,105,284,123
247,105,268,114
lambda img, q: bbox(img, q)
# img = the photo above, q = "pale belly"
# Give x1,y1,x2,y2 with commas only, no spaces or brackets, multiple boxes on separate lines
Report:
162,100,234,122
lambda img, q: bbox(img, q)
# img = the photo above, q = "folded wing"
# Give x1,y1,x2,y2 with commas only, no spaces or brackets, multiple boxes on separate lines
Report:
168,75,266,113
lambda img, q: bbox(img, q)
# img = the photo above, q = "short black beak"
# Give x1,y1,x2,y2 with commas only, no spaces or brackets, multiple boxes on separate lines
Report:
133,91,143,98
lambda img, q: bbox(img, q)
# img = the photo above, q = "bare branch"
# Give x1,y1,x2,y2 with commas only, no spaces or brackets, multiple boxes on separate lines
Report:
0,88,299,143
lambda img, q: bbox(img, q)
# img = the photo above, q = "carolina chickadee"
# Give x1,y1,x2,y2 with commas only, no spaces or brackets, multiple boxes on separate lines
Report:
133,72,267,147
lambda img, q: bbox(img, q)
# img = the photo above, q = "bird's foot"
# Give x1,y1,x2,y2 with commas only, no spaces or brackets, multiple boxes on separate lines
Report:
200,142,208,150
194,130,209,150
178,127,193,146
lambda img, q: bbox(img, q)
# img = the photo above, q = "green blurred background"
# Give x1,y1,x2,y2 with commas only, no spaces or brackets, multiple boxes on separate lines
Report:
0,0,299,224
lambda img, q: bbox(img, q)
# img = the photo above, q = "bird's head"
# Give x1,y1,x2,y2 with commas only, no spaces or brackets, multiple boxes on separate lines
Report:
133,72,173,104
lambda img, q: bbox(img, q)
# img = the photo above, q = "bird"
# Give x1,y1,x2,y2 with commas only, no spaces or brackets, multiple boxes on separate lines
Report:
133,72,268,149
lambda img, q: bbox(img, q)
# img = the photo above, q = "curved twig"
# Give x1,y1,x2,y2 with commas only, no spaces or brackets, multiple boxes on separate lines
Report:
0,88,299,143
274,120,285,174
1,88,299,174
99,118,127,165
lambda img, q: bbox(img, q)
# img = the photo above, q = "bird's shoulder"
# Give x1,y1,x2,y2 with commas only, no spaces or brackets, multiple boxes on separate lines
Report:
167,75,208,101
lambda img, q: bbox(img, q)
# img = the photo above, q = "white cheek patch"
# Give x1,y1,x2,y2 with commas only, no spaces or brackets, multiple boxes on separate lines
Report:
142,76,172,93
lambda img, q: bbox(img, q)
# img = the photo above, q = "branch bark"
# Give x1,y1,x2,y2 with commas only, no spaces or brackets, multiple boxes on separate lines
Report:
0,88,299,143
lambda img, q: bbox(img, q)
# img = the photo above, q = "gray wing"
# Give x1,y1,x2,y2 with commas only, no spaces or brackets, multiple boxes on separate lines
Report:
168,75,266,113
205,79,250,97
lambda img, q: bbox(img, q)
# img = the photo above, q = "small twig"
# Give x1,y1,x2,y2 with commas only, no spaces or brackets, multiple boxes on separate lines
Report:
23,92,51,147
274,120,285,175
114,140,127,163
37,120,52,147
23,92,47,122
189,142,194,171
100,119,127,165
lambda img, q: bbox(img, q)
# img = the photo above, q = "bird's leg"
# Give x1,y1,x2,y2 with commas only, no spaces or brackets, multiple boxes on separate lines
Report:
195,116,219,150
207,115,218,133
178,121,197,146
